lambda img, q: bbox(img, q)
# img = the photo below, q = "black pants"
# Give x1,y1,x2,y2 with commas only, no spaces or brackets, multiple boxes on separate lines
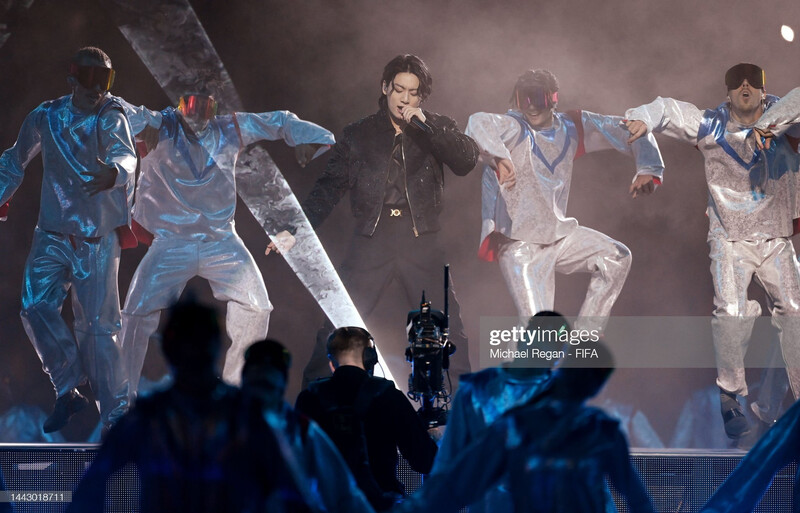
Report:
303,212,471,390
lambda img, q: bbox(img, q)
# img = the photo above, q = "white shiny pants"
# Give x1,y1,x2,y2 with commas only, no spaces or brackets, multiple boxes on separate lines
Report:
121,234,272,396
709,236,800,398
20,227,128,426
497,226,632,329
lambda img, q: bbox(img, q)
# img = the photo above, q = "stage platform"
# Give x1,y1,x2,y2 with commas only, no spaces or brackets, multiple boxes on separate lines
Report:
0,445,794,512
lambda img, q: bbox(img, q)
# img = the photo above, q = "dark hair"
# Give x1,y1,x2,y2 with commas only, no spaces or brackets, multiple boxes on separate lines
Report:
510,69,559,106
243,339,292,379
327,326,373,359
553,341,615,401
160,299,221,367
72,46,111,68
378,54,433,109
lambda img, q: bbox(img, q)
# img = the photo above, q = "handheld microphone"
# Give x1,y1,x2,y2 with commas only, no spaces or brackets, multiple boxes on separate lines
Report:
411,116,434,134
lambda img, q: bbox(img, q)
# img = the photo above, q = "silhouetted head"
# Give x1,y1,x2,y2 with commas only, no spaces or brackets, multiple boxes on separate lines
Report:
505,311,570,377
551,341,614,403
161,299,222,390
326,326,377,374
241,339,291,411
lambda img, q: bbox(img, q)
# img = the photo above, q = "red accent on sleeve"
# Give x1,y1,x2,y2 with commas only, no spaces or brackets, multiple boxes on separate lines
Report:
135,140,149,158
131,220,154,246
0,200,10,218
653,177,662,186
116,225,139,249
233,113,244,150
478,233,501,262
565,110,585,159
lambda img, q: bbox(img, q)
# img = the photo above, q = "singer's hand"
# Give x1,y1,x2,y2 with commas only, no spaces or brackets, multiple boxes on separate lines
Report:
401,106,426,126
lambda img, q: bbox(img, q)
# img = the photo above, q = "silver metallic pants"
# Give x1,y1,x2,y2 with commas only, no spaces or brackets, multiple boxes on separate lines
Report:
497,226,632,329
709,236,800,398
19,227,128,426
121,234,272,395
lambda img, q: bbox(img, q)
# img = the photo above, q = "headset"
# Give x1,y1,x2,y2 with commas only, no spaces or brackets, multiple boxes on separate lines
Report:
327,326,379,375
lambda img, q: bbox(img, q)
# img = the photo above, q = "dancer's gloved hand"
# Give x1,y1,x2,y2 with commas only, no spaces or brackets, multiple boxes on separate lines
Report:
138,125,161,154
83,159,118,196
624,119,648,144
295,143,325,168
495,158,517,189
630,174,657,199
265,230,296,255
753,127,775,150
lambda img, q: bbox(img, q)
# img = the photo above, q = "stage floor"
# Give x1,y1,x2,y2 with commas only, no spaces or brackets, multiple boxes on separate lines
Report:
0,445,794,512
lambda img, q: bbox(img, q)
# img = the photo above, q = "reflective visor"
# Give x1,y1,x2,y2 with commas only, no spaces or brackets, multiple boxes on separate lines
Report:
725,63,765,90
178,94,218,120
516,85,557,110
69,63,115,91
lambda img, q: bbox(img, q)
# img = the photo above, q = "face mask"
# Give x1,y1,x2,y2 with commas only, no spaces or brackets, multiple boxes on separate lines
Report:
69,63,115,91
178,94,218,121
725,63,765,90
516,85,558,110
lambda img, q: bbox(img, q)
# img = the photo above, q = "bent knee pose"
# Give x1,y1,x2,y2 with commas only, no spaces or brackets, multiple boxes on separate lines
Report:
468,69,663,330
122,94,334,395
0,47,137,432
626,63,800,439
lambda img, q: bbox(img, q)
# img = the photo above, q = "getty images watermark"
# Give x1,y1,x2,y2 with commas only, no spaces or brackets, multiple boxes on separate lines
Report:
488,324,601,363
480,316,799,369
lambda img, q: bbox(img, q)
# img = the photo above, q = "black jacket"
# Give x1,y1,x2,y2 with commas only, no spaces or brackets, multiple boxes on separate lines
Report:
303,108,479,236
295,366,438,501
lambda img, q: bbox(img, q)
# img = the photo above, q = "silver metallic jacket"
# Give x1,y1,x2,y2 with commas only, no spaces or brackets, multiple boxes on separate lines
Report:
0,95,137,236
467,110,664,255
626,96,800,241
128,106,334,241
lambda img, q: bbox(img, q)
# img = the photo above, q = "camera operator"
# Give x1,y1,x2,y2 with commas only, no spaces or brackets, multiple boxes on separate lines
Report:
295,327,438,511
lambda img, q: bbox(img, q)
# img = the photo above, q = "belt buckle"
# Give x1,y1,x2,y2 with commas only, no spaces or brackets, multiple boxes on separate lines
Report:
389,208,402,217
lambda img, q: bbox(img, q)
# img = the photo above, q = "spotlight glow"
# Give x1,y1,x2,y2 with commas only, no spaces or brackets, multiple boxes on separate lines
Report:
781,25,795,42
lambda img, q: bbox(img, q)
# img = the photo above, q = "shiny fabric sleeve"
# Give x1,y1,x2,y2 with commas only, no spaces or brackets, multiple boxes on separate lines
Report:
700,399,800,513
98,108,138,195
756,87,800,137
301,135,351,229
0,106,44,205
304,420,376,513
430,383,476,475
425,114,480,176
392,419,508,513
581,111,665,181
235,111,335,154
625,96,705,144
466,112,521,166
119,99,163,136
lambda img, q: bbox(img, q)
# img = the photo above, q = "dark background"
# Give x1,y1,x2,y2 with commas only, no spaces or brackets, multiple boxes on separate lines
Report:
1,0,799,445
